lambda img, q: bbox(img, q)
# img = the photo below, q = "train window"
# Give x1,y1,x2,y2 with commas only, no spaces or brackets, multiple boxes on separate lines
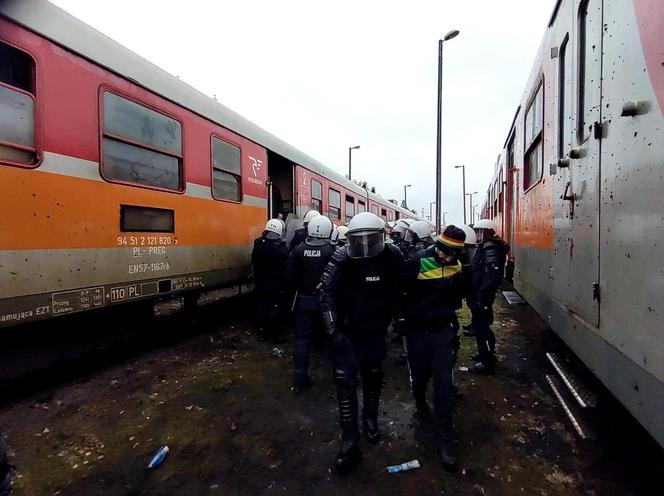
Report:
381,208,387,221
345,195,355,223
102,91,183,191
311,179,322,212
329,188,341,220
212,137,242,202
524,82,544,190
357,200,366,213
0,42,36,165
371,204,378,215
558,35,570,159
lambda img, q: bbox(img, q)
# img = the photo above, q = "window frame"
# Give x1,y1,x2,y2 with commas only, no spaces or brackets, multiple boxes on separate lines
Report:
357,200,366,213
577,0,590,145
328,187,342,220
558,34,570,159
0,39,41,169
311,179,322,212
523,78,545,192
344,194,355,223
99,86,185,194
210,133,243,203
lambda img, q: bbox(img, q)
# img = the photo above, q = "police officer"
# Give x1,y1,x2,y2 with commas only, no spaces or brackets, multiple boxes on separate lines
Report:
406,220,435,254
336,226,349,247
289,209,320,251
392,219,414,256
286,215,336,393
0,429,10,496
469,219,509,375
400,226,466,471
251,219,290,343
319,212,404,472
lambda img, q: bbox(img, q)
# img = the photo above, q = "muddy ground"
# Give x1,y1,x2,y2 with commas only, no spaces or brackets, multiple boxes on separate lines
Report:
0,294,661,495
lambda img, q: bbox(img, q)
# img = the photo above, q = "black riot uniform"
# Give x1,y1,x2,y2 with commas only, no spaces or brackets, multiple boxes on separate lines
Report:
289,227,307,252
320,241,403,471
0,429,10,496
470,236,509,374
251,231,289,342
286,238,336,391
401,226,466,470
409,235,435,255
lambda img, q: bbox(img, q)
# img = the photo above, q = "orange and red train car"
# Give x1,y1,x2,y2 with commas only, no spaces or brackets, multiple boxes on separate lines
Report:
0,0,416,328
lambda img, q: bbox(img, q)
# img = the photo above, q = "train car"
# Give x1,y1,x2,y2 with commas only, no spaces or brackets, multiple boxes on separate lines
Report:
0,0,417,328
484,0,664,447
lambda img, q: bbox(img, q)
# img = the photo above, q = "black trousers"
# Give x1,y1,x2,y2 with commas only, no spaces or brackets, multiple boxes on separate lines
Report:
293,295,321,387
330,333,386,443
471,300,496,364
255,284,284,339
406,323,457,442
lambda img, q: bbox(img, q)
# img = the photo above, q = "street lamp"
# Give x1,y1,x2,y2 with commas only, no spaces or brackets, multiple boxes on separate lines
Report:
442,211,448,228
348,145,360,180
403,184,412,209
472,204,479,223
435,29,460,235
429,201,436,221
454,165,466,224
466,191,478,223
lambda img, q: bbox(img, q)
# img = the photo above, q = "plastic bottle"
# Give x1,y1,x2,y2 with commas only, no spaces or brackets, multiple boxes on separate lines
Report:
387,459,421,473
147,446,169,469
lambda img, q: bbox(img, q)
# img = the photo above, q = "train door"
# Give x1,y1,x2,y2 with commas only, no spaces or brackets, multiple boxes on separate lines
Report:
266,151,294,221
555,0,603,326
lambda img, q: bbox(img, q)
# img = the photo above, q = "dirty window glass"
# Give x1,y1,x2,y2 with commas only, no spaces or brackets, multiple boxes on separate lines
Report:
525,85,543,149
212,137,241,175
103,92,182,155
103,138,180,190
213,168,241,202
0,84,34,148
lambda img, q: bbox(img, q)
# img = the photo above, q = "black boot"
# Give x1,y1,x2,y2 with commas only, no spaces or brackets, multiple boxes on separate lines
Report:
362,419,381,444
334,439,362,473
361,367,383,444
438,443,458,472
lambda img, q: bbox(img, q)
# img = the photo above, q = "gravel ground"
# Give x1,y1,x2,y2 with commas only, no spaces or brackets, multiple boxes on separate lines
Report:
0,293,660,495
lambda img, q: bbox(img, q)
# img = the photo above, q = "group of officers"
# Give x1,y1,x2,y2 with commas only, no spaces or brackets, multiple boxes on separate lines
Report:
251,210,508,473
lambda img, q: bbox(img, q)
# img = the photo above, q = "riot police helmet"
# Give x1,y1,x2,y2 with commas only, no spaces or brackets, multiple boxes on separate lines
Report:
264,218,284,240
474,218,499,244
346,212,386,258
407,220,434,242
459,224,477,246
306,215,333,246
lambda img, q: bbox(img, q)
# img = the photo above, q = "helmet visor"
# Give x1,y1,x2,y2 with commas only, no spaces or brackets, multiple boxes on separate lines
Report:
347,231,385,258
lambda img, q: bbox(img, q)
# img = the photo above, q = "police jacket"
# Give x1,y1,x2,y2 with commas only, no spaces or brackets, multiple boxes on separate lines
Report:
251,236,289,290
320,244,404,336
458,247,476,303
401,245,464,329
471,237,509,307
289,227,307,251
286,239,336,297
409,237,435,255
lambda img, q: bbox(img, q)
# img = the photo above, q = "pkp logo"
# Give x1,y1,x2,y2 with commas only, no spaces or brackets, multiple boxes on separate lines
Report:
249,156,263,177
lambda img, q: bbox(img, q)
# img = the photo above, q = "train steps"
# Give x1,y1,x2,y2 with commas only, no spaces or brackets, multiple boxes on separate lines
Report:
545,352,597,440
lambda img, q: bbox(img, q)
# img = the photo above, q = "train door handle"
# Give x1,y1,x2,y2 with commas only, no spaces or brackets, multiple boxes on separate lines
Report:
562,181,575,219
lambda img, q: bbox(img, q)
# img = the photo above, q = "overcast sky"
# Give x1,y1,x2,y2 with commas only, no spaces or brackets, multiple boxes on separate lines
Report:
51,0,555,226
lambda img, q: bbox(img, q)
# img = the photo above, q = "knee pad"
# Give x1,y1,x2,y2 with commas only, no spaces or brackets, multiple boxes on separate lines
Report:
334,368,358,388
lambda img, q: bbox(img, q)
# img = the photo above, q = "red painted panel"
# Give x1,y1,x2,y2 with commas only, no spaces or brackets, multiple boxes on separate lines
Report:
0,18,267,198
634,0,664,115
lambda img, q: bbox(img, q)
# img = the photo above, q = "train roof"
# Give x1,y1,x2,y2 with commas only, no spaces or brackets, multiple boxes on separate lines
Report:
0,0,418,219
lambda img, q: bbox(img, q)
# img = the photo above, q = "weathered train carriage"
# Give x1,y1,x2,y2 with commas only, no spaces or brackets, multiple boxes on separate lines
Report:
488,0,664,447
0,0,415,328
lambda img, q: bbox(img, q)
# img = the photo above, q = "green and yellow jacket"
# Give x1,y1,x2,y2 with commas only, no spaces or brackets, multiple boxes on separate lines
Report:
401,245,464,329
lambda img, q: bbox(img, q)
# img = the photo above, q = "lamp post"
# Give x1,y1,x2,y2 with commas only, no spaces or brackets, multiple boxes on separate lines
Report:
429,201,435,221
403,184,412,209
442,211,448,228
466,191,478,223
348,145,360,180
435,29,460,234
472,205,479,223
454,165,466,224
